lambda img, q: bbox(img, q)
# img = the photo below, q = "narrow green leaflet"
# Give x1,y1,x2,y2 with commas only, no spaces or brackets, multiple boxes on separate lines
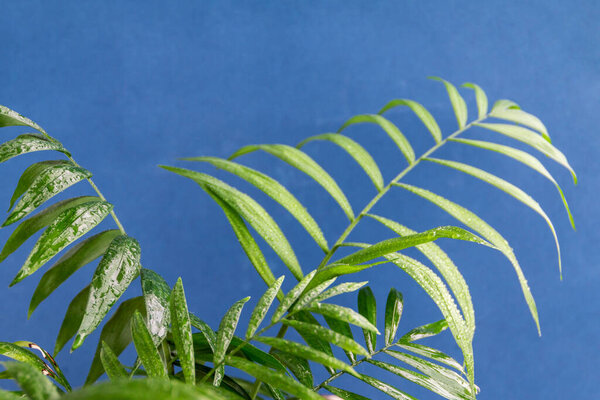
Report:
357,287,377,353
84,297,145,383
202,186,277,288
246,276,285,339
189,314,217,352
54,286,90,356
131,311,167,378
429,77,468,129
4,163,92,227
385,350,472,398
224,356,324,400
170,278,195,384
286,312,336,367
427,156,563,276
461,82,488,120
0,196,98,264
271,270,317,322
0,134,69,163
335,226,491,266
357,373,416,400
281,318,368,356
11,200,112,286
293,278,336,310
0,105,46,133
297,133,384,190
13,341,70,391
6,160,71,215
324,385,370,400
99,342,128,380
228,144,354,220
306,303,379,334
490,107,550,142
323,315,356,363
141,269,172,345
312,281,368,304
367,359,466,400
338,114,415,164
378,99,442,143
399,319,449,343
475,122,577,183
385,288,404,346
395,342,464,374
255,337,358,377
450,137,575,229
2,362,59,400
161,166,303,280
272,349,313,388
74,235,142,350
0,343,50,375
185,157,329,252
396,182,541,334
366,213,474,338
310,263,378,290
29,229,121,316
214,296,250,386
491,99,520,112
228,337,286,372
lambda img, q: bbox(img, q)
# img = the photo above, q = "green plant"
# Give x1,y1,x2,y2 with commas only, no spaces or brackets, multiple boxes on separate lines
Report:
0,78,575,399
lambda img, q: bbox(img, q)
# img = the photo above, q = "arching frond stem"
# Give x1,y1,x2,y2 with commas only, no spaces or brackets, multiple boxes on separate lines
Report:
316,114,490,270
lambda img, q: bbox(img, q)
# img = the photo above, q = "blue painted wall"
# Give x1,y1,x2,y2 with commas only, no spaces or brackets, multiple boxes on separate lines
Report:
0,1,598,398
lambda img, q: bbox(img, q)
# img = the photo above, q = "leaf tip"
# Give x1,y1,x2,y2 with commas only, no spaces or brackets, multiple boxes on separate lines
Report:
71,334,85,351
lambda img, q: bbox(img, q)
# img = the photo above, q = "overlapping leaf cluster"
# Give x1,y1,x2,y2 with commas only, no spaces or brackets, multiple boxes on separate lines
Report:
0,78,575,400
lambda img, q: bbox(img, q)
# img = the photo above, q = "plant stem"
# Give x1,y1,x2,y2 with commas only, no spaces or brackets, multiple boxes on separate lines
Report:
317,115,488,270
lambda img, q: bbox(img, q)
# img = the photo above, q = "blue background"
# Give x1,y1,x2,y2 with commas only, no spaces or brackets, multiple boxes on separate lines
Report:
0,2,598,399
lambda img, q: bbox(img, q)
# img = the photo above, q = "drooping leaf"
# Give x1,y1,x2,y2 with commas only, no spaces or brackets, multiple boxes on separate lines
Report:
378,99,442,143
399,319,449,343
10,200,113,286
73,235,142,350
490,107,550,142
335,226,491,266
475,122,577,183
0,134,69,163
491,99,520,112
13,341,70,391
307,301,380,336
0,343,51,376
4,163,92,227
28,229,121,316
366,214,474,339
312,281,368,304
396,342,464,373
385,288,404,346
141,268,172,345
429,77,468,129
228,144,354,220
170,278,195,384
396,182,540,334
357,373,416,400
323,385,370,400
272,349,313,388
338,114,415,164
224,356,324,400
280,318,368,356
161,166,303,280
254,337,358,377
271,270,317,322
357,287,377,353
450,137,575,229
185,157,328,252
214,296,250,386
84,296,146,383
131,311,167,378
0,105,46,133
293,278,336,310
0,196,99,264
426,156,563,277
1,362,59,400
246,276,285,339
461,82,488,120
54,286,90,356
202,185,278,288
189,314,217,352
367,359,467,400
99,341,128,380
297,133,384,190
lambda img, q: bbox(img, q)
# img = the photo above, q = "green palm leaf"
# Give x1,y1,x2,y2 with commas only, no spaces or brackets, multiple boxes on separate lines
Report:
384,288,404,346
429,77,468,129
99,342,128,380
461,83,488,119
0,105,46,133
131,311,167,378
214,297,250,386
140,268,172,345
357,287,377,353
170,278,195,384
490,107,550,142
0,134,69,163
378,99,442,143
246,276,285,339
